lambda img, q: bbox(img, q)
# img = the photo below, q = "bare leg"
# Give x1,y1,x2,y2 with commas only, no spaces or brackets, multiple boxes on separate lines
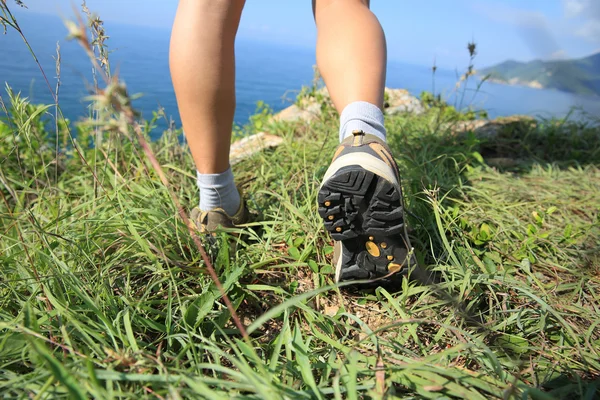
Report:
314,1,414,284
313,0,386,112
170,0,245,174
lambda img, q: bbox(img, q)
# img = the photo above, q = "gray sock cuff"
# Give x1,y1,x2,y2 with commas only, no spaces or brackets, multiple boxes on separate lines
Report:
339,101,386,143
196,166,240,214
196,167,234,188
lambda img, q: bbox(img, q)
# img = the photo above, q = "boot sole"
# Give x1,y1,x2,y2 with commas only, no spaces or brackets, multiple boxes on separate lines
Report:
318,165,414,283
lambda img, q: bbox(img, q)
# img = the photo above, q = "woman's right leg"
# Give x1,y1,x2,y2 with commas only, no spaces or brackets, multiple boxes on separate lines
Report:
313,0,386,114
313,0,415,283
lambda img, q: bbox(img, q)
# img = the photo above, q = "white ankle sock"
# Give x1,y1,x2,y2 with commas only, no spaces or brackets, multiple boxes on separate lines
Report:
339,101,387,143
197,167,241,216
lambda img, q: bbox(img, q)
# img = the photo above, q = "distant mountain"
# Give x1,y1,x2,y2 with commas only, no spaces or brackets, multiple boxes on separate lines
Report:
480,52,600,96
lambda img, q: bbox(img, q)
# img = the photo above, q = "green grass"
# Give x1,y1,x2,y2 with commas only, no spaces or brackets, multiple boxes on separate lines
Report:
2,5,600,398
1,84,599,399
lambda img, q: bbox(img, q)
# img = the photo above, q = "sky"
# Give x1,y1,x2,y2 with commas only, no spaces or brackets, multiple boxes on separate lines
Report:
8,0,600,69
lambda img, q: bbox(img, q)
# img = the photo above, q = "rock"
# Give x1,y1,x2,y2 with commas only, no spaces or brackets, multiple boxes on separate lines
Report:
386,103,425,115
385,88,411,105
443,116,536,139
384,88,425,115
272,87,425,123
272,102,321,123
443,120,489,135
485,157,522,168
229,132,284,165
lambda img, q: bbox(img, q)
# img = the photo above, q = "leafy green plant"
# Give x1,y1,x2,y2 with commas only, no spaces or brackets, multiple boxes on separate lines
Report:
420,90,488,121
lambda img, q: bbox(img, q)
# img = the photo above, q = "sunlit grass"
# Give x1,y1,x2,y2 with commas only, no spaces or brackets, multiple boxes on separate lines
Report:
1,2,599,399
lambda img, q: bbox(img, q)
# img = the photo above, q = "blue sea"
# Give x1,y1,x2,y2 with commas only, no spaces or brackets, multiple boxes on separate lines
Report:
2,12,599,140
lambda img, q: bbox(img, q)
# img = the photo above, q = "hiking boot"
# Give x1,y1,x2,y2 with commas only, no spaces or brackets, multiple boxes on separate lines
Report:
190,197,251,235
318,130,416,284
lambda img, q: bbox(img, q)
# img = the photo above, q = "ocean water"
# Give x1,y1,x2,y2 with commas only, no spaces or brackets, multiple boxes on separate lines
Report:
2,12,599,140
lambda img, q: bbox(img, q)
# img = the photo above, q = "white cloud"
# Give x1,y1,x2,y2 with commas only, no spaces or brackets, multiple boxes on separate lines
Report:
575,20,600,40
563,0,585,18
473,3,548,29
475,1,600,56
563,0,600,42
473,3,561,60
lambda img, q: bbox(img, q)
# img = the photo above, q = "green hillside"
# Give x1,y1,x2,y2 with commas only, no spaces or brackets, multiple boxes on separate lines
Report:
481,52,600,96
